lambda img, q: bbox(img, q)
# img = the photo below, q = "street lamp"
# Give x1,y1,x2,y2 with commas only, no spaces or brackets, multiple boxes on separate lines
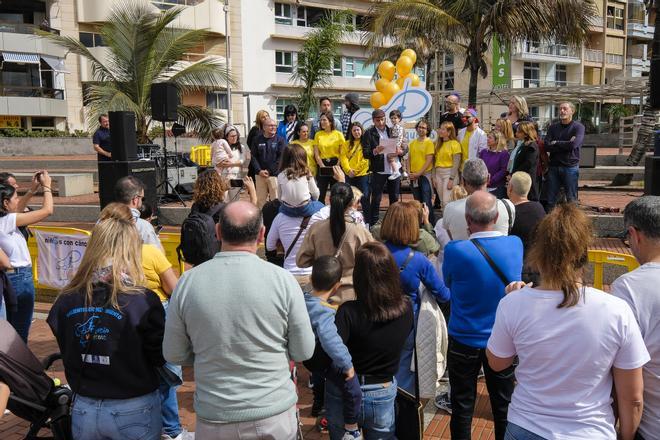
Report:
224,0,232,124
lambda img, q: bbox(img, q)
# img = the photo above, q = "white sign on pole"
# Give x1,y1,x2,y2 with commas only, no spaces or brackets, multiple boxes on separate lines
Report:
35,231,89,289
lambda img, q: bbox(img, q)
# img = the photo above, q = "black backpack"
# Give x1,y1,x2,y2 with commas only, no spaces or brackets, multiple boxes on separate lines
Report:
177,204,223,266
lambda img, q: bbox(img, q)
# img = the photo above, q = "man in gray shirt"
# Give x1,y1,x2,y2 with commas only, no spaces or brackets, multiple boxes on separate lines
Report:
164,201,315,440
113,176,162,251
612,196,660,440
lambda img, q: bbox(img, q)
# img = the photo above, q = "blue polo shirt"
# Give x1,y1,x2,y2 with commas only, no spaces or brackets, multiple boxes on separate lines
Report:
442,231,523,348
93,127,112,161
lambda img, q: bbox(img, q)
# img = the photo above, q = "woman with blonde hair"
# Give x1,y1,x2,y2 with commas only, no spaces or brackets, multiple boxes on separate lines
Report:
487,203,649,440
433,121,462,207
506,95,531,132
511,121,540,200
246,109,270,148
494,118,515,151
47,217,165,440
479,131,510,199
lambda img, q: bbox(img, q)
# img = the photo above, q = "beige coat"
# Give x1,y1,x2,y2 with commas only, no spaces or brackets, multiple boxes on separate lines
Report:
296,218,374,304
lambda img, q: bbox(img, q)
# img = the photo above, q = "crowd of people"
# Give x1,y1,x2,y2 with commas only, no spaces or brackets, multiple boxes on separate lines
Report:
0,92,657,440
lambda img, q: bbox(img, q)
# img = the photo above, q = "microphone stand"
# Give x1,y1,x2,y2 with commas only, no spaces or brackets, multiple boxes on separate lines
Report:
156,120,185,206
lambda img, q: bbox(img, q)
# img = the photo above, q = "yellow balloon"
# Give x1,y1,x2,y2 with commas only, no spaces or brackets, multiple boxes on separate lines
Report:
396,56,414,76
377,61,396,81
370,92,387,109
403,73,421,87
375,78,390,93
383,81,401,100
396,77,406,89
401,49,417,64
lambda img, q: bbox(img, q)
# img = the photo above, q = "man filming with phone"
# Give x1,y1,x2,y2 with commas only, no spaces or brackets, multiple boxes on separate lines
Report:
249,118,286,208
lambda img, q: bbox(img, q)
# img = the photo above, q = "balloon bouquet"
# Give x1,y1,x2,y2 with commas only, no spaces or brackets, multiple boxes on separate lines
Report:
352,49,432,130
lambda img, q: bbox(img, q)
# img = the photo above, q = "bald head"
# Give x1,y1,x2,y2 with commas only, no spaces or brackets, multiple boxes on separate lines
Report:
465,190,498,227
218,201,263,245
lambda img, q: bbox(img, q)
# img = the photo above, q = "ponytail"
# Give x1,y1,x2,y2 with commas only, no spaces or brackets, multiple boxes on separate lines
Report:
329,183,354,248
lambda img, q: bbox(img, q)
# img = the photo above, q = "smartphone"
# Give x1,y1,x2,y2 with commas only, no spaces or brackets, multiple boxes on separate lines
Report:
154,225,163,234
319,166,334,177
34,171,43,181
230,179,244,188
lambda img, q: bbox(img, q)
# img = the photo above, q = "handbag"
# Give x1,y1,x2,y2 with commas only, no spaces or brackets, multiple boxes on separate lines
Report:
395,325,423,440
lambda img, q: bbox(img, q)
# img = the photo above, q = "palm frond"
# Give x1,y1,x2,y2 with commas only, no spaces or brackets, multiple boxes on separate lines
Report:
177,105,223,141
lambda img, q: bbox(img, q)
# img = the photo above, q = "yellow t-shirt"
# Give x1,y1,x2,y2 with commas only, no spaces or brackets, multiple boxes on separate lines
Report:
409,138,435,174
291,139,317,176
141,244,172,301
435,140,462,168
340,140,370,177
460,129,474,169
314,130,345,160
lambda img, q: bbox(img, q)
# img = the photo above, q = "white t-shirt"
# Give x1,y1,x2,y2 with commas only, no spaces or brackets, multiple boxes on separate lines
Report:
0,213,31,267
265,213,320,276
311,206,366,229
487,286,650,439
442,197,514,240
277,172,320,208
611,262,660,439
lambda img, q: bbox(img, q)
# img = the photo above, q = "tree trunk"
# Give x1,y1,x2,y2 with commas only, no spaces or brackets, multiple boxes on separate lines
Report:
468,66,479,108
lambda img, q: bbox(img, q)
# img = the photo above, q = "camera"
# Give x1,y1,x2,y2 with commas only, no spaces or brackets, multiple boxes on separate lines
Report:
229,179,244,188
319,166,334,177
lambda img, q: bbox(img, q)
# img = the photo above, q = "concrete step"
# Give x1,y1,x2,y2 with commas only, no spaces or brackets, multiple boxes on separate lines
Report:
579,166,645,181
595,152,652,166
0,158,98,171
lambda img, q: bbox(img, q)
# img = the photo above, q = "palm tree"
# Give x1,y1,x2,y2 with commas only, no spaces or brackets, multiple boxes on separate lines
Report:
42,0,231,142
365,0,596,107
291,11,349,120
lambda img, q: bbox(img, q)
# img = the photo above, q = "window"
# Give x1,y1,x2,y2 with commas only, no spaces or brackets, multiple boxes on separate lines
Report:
276,98,295,121
354,59,375,78
306,7,326,27
529,106,539,120
333,57,342,76
79,32,104,48
607,6,624,30
443,70,454,90
355,15,369,31
415,67,426,83
444,53,454,66
332,12,356,31
275,51,294,73
523,62,540,88
206,91,228,110
296,6,307,26
345,57,355,77
274,3,292,25
31,117,55,130
555,64,567,86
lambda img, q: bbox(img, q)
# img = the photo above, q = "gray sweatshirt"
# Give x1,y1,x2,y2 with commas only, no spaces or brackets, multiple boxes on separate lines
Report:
163,251,315,423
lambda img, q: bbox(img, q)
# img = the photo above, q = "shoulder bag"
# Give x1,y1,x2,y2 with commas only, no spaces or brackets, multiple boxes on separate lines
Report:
470,238,510,286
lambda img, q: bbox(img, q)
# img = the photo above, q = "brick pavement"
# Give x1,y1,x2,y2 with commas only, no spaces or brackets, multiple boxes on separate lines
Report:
1,314,495,439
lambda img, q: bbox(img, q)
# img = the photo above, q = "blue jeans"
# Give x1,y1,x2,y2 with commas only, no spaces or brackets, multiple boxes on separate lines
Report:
545,165,579,210
504,422,547,440
347,174,371,224
279,200,325,217
72,390,162,440
368,173,401,226
6,267,35,343
0,297,6,320
410,175,436,226
395,329,415,395
159,300,182,438
326,376,397,440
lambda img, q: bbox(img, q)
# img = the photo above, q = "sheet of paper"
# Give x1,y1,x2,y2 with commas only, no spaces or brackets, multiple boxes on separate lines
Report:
381,138,398,155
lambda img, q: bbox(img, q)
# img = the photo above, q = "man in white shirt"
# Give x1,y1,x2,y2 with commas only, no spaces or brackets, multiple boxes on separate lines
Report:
441,158,514,240
612,196,660,440
113,176,163,251
457,110,487,166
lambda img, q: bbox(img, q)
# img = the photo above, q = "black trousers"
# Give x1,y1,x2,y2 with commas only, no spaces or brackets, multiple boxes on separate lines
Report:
368,172,400,226
448,337,515,440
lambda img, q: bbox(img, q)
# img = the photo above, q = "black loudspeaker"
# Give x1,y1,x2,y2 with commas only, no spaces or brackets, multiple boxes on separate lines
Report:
645,156,660,196
151,83,178,122
579,145,597,168
98,160,157,209
109,111,137,161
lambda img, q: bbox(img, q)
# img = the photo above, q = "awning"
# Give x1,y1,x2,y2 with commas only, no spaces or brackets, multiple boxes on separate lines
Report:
40,55,69,73
1,52,40,64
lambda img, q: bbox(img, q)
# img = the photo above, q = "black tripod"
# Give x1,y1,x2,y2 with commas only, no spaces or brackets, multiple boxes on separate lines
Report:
156,121,185,206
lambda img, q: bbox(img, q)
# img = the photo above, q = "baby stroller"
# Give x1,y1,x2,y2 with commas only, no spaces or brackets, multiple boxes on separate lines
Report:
0,319,72,439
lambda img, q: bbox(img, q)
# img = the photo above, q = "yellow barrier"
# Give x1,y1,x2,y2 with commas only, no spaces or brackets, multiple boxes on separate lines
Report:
27,226,92,290
159,232,185,274
587,250,639,290
190,145,211,167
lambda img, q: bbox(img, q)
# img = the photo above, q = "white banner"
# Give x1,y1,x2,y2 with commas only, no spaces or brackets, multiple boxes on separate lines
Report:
35,231,89,289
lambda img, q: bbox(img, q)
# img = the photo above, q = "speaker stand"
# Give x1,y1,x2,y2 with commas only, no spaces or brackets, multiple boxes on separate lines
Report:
156,121,186,206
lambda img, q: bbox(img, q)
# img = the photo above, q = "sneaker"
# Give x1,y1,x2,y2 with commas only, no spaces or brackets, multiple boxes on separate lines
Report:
388,171,401,180
316,415,329,432
401,171,409,180
308,377,314,389
434,392,452,414
162,430,195,440
342,429,363,440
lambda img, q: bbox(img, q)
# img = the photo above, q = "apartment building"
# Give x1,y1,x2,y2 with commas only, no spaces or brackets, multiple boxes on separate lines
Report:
431,0,655,127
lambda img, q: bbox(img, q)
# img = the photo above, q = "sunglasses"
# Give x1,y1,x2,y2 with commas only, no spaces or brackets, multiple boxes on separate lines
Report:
619,229,630,248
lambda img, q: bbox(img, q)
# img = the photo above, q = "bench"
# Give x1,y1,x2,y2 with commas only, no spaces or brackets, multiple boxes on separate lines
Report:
12,172,94,197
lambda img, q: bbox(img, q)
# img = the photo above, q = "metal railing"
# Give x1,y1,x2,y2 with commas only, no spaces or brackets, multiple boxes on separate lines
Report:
0,86,64,100
606,53,624,65
0,21,60,35
584,49,603,63
514,42,580,59
151,0,205,10
511,79,580,89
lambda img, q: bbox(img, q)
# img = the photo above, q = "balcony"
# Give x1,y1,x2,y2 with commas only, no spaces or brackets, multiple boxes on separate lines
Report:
0,21,60,36
272,23,394,47
510,79,580,89
513,41,581,64
606,53,624,66
584,48,604,63
0,88,67,117
627,19,654,41
76,0,226,35
0,86,64,100
588,15,604,30
626,56,651,77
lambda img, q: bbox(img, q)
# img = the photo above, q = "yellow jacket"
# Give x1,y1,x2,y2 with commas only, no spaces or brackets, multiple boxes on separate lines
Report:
339,140,370,177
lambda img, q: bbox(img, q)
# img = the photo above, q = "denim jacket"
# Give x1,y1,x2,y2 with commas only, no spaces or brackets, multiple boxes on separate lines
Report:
304,292,352,373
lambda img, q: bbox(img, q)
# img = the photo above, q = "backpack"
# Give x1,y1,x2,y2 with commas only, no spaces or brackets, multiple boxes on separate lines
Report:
177,204,223,266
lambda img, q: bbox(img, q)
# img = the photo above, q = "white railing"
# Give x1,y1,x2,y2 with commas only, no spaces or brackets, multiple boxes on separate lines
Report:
606,53,624,65
584,49,603,63
514,41,580,59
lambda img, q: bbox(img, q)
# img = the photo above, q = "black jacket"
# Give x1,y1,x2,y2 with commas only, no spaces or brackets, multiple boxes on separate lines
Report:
512,141,540,201
249,133,286,176
47,284,165,399
361,125,392,173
